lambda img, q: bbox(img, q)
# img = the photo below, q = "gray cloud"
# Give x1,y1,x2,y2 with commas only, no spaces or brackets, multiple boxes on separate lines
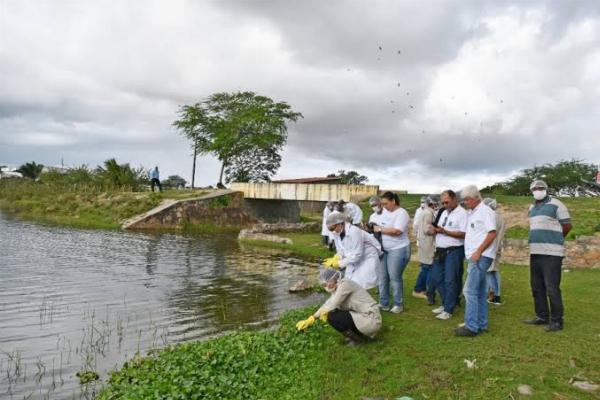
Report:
1,1,599,191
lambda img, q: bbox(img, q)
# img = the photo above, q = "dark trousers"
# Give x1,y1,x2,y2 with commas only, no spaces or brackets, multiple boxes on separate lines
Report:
530,254,564,323
151,178,162,192
430,246,465,313
328,309,360,335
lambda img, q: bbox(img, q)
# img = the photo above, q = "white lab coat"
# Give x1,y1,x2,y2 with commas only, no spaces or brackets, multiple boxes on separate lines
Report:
321,206,332,237
332,223,382,290
344,202,363,225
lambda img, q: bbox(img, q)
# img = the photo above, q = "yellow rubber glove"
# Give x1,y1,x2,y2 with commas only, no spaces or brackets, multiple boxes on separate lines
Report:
323,254,341,269
295,315,316,331
319,312,328,322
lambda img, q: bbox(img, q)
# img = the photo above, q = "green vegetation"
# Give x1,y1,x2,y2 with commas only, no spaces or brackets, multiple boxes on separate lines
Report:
240,232,334,260
100,263,600,399
483,159,599,196
0,179,207,229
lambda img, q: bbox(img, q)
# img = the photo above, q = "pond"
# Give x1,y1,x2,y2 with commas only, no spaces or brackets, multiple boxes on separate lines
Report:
0,213,322,399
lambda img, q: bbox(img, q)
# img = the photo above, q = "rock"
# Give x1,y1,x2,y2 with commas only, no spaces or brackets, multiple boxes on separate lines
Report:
289,279,313,293
572,381,599,392
238,229,292,244
517,384,534,396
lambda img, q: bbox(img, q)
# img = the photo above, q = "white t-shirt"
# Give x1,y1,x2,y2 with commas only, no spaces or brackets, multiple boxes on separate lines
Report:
435,206,468,248
379,208,410,250
465,202,497,259
368,211,385,226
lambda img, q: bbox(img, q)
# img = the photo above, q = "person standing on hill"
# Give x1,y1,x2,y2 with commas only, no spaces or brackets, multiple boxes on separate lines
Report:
523,180,572,332
150,166,162,192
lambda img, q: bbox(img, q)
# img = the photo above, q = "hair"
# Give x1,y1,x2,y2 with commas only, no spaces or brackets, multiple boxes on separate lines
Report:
461,185,481,200
441,189,457,199
381,191,400,205
368,196,381,206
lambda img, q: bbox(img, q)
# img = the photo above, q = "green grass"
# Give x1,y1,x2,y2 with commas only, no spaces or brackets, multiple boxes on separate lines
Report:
239,232,334,260
100,263,600,399
0,180,208,229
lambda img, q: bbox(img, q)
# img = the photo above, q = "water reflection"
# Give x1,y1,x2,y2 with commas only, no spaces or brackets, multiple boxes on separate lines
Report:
0,213,322,399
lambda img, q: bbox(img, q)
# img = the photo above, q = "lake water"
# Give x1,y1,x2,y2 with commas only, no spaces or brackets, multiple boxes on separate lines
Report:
0,213,322,399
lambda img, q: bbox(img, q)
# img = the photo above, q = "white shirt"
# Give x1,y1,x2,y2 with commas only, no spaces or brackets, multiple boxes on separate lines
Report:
434,206,468,248
465,202,497,259
368,210,385,226
345,202,363,225
379,207,410,250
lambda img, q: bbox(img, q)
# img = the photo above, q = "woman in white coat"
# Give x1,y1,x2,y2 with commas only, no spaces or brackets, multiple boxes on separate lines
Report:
326,211,381,290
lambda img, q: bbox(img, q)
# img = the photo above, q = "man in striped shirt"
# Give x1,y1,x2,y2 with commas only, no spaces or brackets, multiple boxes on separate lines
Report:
523,180,572,332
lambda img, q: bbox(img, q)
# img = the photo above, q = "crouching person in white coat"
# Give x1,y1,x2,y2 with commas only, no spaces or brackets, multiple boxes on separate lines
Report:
296,268,382,346
326,211,381,290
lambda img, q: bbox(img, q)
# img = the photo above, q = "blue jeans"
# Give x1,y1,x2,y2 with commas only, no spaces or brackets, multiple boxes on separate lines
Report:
486,271,501,296
414,263,431,292
463,256,494,333
430,247,465,313
378,245,411,307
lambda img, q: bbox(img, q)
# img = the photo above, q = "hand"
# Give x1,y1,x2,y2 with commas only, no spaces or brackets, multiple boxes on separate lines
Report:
471,251,481,262
374,226,382,233
323,254,341,269
319,312,328,322
296,316,316,331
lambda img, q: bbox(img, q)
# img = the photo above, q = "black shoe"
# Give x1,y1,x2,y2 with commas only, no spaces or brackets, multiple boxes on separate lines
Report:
545,322,563,332
454,326,477,337
343,330,366,346
522,317,548,325
488,296,502,305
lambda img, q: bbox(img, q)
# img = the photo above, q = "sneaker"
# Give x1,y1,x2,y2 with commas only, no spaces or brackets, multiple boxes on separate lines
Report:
432,306,444,314
522,317,548,325
545,322,563,332
488,296,502,305
378,304,390,312
454,325,477,337
436,311,452,320
390,305,404,314
412,291,427,299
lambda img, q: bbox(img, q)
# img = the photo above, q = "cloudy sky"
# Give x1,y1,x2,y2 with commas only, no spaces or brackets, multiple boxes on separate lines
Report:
1,0,599,192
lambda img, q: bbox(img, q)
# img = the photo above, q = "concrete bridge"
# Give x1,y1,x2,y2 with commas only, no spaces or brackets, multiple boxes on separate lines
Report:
122,183,379,230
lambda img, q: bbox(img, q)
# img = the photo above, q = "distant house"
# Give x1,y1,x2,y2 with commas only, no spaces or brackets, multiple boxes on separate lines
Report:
271,176,343,185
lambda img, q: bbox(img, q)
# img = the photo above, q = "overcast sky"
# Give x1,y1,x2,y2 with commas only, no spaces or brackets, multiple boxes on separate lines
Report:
1,0,599,192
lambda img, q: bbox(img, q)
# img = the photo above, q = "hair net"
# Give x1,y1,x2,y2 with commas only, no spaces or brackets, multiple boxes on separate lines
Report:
368,196,381,206
426,195,440,206
319,267,341,284
325,211,346,227
483,197,498,210
530,180,548,190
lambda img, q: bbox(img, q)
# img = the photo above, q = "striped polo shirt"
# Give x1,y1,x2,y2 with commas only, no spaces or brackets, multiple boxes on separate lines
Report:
528,197,571,257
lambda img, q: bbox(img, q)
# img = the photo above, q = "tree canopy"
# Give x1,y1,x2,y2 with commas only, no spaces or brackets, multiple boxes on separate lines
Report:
327,170,369,185
173,91,302,186
16,161,44,180
482,159,599,196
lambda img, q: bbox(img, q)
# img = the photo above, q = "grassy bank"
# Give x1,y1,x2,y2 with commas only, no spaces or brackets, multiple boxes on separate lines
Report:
0,179,207,229
239,232,334,260
100,263,600,399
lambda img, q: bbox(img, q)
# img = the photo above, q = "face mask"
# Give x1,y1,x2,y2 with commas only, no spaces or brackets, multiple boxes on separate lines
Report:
533,190,547,200
372,206,381,213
